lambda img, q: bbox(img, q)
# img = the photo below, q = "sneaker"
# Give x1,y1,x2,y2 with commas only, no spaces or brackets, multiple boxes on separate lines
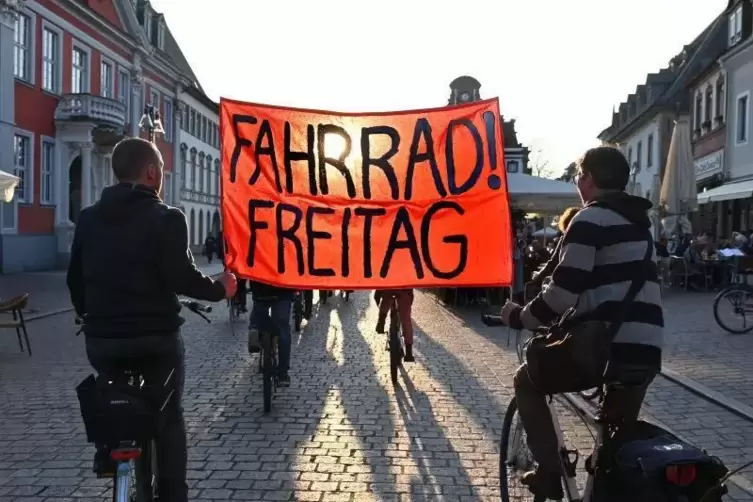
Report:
520,470,564,500
247,328,261,353
375,320,386,334
278,372,290,387
404,344,415,363
93,447,116,478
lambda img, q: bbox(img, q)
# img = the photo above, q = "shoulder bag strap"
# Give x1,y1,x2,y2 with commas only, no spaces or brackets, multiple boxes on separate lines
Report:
604,235,654,342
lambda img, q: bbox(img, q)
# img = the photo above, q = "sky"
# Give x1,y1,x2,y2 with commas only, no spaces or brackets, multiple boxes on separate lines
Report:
151,0,728,178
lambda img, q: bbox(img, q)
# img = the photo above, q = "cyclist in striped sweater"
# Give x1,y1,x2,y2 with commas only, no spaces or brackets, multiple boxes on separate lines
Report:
500,146,664,500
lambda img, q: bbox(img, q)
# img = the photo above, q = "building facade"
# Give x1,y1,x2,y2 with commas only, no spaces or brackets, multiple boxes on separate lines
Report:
176,85,221,250
0,0,201,273
599,12,726,213
695,0,753,236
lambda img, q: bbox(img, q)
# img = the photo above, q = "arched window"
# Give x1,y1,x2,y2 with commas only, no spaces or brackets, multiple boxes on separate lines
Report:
189,208,195,245
214,159,221,197
199,209,204,244
190,148,197,191
180,144,188,189
198,152,205,193
704,85,713,125
206,155,213,195
716,75,725,123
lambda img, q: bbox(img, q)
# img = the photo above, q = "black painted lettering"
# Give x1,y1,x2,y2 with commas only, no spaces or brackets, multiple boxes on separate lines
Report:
229,114,257,184
341,208,351,277
252,120,282,193
405,118,447,200
284,122,316,195
247,198,274,267
380,207,424,279
306,206,336,277
360,126,400,200
317,124,356,198
445,119,484,195
421,200,467,279
275,203,304,275
354,207,387,278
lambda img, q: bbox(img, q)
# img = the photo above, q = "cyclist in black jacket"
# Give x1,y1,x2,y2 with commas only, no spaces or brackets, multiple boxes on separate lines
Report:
67,137,237,502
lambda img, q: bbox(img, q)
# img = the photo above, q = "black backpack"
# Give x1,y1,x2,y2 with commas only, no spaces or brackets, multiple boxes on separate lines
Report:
592,420,728,502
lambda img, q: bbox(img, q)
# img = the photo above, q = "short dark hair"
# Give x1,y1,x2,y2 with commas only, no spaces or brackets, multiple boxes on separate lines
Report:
112,137,160,182
578,146,630,191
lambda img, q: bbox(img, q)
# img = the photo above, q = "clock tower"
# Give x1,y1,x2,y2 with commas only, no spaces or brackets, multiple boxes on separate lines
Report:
448,76,481,105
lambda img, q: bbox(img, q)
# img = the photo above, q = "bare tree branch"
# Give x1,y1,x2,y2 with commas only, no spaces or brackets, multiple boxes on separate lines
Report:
528,148,555,178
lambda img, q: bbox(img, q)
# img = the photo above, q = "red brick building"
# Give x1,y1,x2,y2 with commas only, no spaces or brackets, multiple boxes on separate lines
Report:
0,0,200,272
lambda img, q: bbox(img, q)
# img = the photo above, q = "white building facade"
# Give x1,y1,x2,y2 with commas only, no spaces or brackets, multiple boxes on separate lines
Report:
176,87,221,250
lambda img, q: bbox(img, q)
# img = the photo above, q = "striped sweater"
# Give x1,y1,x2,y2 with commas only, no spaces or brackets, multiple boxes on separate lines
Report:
509,193,664,367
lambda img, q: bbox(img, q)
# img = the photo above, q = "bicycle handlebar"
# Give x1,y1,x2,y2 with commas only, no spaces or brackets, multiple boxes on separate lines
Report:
179,299,212,314
481,314,505,327
74,299,213,335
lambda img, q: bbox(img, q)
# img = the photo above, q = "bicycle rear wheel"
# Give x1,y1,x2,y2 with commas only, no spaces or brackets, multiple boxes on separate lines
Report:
388,308,403,384
714,285,753,334
261,332,274,413
133,440,157,502
500,397,540,502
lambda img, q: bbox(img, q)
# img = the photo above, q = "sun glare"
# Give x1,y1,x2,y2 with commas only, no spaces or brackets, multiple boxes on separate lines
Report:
323,133,349,159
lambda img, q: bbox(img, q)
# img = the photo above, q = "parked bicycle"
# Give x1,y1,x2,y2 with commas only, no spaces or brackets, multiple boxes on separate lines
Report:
713,283,753,334
75,299,212,502
482,313,730,502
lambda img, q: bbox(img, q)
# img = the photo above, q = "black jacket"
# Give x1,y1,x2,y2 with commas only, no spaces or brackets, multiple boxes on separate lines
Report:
67,183,226,337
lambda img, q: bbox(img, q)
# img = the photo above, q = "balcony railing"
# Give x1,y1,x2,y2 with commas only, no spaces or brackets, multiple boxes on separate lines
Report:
180,189,220,206
54,93,127,129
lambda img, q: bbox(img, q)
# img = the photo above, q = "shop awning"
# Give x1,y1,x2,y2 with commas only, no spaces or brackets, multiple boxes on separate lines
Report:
697,179,753,204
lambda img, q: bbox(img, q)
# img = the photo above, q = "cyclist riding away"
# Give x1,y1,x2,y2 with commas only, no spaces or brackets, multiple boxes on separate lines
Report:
247,279,295,386
66,137,237,502
375,289,415,362
500,146,664,500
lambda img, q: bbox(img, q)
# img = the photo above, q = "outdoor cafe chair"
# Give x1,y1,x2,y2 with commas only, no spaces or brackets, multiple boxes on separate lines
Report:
0,294,32,356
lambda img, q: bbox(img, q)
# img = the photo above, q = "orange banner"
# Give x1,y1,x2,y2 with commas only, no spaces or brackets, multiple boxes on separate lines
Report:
220,98,513,289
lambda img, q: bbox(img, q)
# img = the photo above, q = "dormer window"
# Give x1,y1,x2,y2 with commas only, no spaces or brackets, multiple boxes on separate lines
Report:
729,4,743,46
157,22,165,50
144,10,151,40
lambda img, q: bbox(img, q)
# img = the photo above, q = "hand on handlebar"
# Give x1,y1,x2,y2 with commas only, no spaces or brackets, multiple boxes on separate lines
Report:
218,271,237,298
480,300,521,328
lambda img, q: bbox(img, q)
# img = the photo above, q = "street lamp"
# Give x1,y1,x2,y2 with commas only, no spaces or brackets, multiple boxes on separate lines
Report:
138,105,164,143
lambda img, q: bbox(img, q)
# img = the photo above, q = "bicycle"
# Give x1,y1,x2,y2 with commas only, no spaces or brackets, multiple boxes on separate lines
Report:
713,283,753,334
75,299,212,502
482,313,730,502
248,299,282,414
386,296,403,384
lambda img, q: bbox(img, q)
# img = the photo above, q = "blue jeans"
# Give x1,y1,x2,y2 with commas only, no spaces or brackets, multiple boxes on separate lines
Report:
249,298,292,375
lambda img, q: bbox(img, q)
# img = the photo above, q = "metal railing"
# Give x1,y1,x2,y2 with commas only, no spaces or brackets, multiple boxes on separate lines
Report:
54,93,127,128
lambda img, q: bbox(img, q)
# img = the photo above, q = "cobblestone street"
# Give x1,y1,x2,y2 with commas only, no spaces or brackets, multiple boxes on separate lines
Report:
0,289,752,501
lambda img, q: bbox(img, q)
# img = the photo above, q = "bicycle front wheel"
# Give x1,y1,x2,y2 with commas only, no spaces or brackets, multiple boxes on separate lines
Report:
714,285,753,334
500,397,538,502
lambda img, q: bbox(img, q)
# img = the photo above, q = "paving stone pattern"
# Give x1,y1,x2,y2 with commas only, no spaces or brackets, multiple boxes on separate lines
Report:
0,290,751,501
660,290,753,409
